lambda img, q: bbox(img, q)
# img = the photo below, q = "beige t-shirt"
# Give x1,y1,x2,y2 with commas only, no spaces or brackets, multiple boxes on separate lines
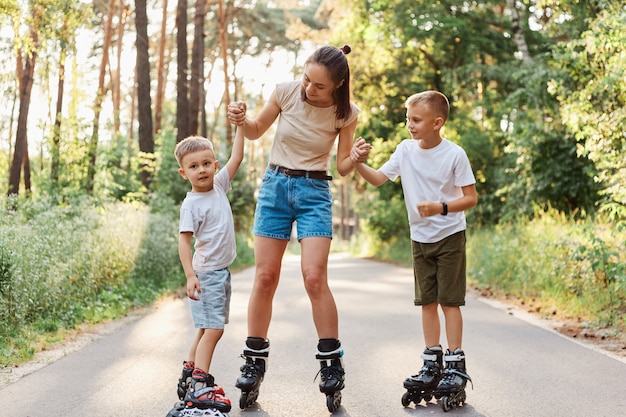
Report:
269,80,360,171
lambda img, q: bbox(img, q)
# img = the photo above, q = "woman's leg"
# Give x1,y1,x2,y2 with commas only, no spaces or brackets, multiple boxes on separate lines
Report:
247,236,288,339
300,237,338,339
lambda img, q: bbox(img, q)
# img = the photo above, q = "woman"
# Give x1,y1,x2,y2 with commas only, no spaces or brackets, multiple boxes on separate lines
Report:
227,44,360,411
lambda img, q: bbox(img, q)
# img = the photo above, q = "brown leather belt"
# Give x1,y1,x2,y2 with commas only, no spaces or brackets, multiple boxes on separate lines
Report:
269,163,332,181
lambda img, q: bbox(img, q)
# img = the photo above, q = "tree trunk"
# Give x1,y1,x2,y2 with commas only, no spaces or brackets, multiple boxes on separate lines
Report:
112,1,128,135
189,0,206,135
154,0,169,135
176,0,190,142
506,0,533,63
86,0,116,193
8,25,38,196
135,0,155,189
51,40,66,188
217,0,231,145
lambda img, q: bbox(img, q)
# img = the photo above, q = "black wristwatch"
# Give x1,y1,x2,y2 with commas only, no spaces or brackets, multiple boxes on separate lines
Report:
441,202,448,216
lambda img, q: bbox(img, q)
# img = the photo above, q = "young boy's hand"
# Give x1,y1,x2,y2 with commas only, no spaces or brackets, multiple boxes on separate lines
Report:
227,102,247,125
186,275,201,300
351,137,372,163
417,201,440,217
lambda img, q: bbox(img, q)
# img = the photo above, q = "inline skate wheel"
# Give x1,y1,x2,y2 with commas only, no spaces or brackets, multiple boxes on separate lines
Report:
326,391,342,412
401,391,411,407
239,392,248,409
441,395,452,412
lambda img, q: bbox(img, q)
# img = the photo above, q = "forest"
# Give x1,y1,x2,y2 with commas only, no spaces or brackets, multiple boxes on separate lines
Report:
1,0,625,364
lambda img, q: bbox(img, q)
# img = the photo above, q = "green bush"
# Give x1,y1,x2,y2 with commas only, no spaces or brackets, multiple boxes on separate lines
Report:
466,212,625,330
0,195,253,366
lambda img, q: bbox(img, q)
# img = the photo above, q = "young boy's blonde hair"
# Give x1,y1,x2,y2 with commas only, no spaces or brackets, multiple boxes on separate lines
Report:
405,91,450,122
174,136,215,166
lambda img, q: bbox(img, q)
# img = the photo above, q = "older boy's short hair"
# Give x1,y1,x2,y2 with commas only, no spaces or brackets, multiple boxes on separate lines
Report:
174,136,215,166
405,91,450,122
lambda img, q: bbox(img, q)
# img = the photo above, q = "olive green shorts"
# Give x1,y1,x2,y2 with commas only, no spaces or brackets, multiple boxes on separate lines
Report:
411,230,466,306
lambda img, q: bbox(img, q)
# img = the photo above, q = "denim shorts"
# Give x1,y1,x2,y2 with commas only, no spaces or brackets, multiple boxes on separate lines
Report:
252,167,333,240
189,268,231,329
411,231,466,307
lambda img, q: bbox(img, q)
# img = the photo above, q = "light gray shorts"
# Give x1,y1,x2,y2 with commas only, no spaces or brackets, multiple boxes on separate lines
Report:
189,268,231,329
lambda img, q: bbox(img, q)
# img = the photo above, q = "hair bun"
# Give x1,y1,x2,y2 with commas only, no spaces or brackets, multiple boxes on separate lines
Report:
340,44,352,55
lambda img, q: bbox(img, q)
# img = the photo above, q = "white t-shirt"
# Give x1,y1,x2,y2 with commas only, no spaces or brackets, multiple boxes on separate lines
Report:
178,168,236,271
379,138,476,243
270,80,360,171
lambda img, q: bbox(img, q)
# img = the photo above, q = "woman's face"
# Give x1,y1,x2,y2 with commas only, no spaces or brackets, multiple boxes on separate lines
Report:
302,62,337,107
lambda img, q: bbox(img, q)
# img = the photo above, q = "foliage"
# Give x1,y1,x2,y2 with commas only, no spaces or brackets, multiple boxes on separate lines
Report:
466,212,626,331
0,195,253,366
548,4,626,220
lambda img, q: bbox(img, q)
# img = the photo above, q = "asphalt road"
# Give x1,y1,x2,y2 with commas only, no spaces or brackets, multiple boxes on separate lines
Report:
1,254,625,417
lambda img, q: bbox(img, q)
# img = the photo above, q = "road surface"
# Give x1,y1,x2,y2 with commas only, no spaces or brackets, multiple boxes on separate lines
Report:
1,254,625,416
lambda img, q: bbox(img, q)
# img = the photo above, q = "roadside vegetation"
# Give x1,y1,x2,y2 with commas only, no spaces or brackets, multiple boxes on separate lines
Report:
354,209,626,352
0,196,254,366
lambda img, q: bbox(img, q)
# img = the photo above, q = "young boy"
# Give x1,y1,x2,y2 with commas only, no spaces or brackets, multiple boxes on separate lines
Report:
173,122,245,413
350,91,477,401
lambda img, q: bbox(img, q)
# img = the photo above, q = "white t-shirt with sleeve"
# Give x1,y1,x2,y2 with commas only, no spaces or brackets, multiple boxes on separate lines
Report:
178,168,236,271
379,138,476,243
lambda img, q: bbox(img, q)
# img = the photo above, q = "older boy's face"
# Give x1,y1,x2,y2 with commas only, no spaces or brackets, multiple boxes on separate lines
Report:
178,149,218,192
406,104,439,140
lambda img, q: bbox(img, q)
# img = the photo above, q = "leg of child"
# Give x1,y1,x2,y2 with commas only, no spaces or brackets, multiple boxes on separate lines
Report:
421,302,441,347
187,329,203,362
194,328,224,373
441,305,463,351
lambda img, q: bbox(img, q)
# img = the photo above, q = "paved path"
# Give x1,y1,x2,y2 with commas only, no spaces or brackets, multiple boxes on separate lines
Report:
1,254,625,416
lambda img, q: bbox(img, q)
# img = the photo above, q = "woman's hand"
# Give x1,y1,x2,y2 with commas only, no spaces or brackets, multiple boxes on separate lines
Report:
227,102,247,125
350,137,372,164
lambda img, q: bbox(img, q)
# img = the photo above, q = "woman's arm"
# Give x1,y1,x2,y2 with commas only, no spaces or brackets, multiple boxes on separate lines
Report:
335,117,359,176
227,91,281,140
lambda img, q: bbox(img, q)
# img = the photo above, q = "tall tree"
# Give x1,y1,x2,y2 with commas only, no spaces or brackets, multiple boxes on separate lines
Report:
189,0,206,135
135,0,155,189
176,0,190,142
8,3,41,196
154,0,169,135
112,1,129,135
217,0,231,144
86,0,116,193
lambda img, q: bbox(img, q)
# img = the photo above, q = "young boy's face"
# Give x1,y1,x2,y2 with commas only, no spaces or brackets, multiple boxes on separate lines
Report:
406,103,442,141
178,149,218,192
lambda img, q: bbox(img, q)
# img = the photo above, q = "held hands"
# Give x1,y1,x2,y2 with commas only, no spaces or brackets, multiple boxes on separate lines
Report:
350,137,372,164
227,102,247,125
186,275,201,301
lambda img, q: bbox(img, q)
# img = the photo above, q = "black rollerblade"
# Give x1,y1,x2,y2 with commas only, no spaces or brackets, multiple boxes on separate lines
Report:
315,339,345,413
235,338,269,409
435,349,473,412
401,346,443,407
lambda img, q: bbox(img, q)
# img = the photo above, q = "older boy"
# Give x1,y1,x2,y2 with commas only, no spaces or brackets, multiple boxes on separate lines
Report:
351,91,477,404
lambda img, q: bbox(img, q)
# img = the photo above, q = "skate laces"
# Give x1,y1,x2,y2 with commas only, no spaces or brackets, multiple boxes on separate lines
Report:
240,362,264,381
439,368,473,389
314,364,345,383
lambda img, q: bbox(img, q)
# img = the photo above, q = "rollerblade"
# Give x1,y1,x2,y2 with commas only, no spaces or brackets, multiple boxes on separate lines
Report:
178,361,195,400
435,349,473,412
401,346,443,407
235,338,269,409
181,370,231,416
167,369,231,417
315,339,345,413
